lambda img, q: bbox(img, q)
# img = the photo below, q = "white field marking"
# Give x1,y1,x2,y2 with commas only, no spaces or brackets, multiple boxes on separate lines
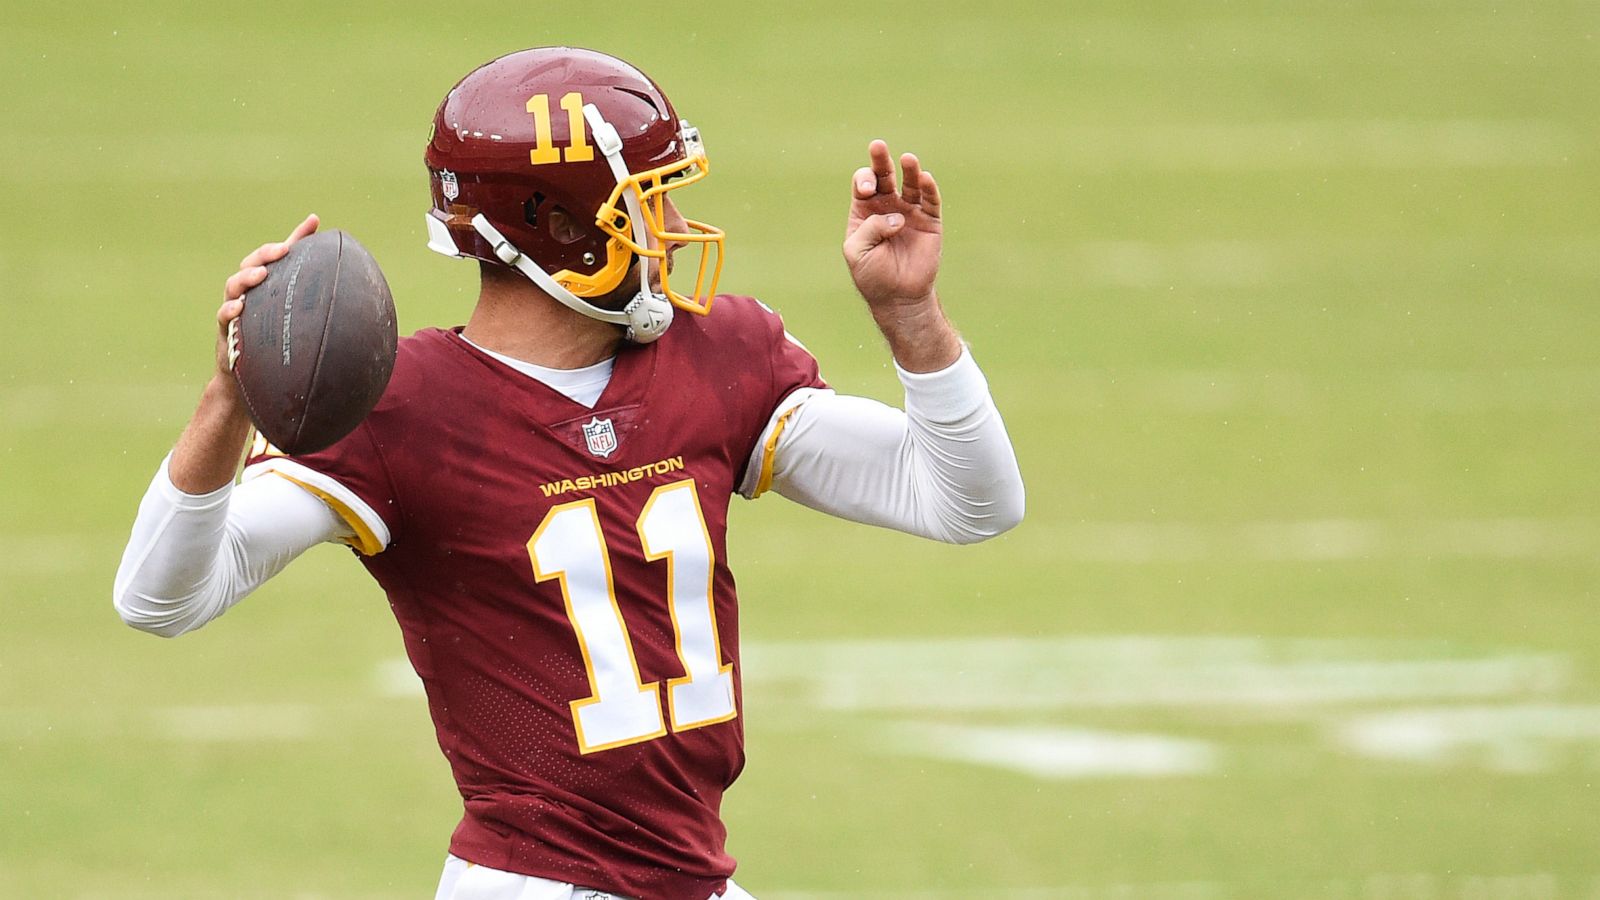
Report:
1074,238,1276,288
0,535,113,576
1027,368,1600,415
1047,120,1576,172
768,885,1221,900
1335,704,1600,773
770,873,1588,900
1017,518,1600,563
8,363,1600,430
1,382,197,429
3,119,1572,183
1068,234,1600,289
888,722,1217,780
153,704,314,742
740,637,1567,713
374,657,424,698
73,893,418,900
0,131,425,183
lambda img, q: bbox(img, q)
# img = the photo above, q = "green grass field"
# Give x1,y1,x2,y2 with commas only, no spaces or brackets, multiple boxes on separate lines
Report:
3,1,1599,896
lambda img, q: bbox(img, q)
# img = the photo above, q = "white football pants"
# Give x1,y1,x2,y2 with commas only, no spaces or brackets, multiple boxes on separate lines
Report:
435,853,757,900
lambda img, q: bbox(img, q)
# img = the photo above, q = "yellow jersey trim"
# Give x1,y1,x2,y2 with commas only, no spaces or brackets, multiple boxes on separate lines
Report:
268,471,384,557
753,406,800,498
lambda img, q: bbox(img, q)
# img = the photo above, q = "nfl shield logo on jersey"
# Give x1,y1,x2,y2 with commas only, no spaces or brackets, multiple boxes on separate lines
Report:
439,169,459,202
582,417,619,458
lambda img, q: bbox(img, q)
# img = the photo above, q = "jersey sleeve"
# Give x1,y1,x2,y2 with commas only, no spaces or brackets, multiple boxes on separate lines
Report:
735,299,829,498
740,347,1027,541
765,303,826,402
241,424,398,555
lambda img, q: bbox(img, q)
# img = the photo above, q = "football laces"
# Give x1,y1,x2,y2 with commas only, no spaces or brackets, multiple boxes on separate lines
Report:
227,318,241,370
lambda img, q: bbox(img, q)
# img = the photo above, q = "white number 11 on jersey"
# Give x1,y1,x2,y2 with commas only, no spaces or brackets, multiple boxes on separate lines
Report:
528,479,737,754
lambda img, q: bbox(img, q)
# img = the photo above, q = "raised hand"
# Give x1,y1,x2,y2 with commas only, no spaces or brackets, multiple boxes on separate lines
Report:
841,141,960,372
842,140,942,310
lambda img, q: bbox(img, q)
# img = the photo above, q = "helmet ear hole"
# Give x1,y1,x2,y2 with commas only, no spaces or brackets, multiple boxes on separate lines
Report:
546,206,588,246
523,193,545,227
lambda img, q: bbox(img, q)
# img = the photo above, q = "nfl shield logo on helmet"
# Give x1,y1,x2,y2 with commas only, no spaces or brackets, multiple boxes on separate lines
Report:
582,417,619,458
439,169,459,202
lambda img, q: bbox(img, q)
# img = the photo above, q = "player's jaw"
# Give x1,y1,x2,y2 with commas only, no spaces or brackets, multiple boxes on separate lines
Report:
587,196,689,313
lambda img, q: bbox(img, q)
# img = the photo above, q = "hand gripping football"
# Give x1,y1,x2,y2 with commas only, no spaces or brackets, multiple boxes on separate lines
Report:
231,229,398,454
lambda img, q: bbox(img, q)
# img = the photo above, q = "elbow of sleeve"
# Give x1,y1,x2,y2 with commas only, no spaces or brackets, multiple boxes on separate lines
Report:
934,480,1030,544
991,481,1026,537
113,589,201,639
949,477,1026,545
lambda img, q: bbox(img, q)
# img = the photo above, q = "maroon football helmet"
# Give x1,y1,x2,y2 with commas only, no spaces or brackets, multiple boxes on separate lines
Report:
424,47,724,340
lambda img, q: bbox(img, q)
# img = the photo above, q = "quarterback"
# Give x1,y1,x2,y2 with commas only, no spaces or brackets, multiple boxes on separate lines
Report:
114,48,1024,900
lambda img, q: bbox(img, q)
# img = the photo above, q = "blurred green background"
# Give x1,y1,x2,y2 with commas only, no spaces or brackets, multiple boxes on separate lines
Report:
3,0,1598,896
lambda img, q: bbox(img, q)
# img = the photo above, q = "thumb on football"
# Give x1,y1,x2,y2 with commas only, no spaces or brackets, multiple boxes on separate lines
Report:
843,213,906,258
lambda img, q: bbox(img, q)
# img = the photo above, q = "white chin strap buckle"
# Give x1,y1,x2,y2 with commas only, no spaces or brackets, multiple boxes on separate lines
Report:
622,294,672,340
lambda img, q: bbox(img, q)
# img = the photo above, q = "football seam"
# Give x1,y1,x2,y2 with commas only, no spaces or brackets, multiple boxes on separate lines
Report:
234,371,272,448
293,232,346,450
232,289,273,449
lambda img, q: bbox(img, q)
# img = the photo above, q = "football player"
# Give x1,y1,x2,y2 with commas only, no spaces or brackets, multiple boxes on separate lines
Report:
114,47,1024,900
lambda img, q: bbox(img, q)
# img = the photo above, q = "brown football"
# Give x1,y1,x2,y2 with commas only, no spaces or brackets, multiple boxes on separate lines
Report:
231,229,398,454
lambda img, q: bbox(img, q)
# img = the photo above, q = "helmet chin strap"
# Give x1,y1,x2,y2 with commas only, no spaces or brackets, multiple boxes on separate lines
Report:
471,215,671,344
466,103,675,344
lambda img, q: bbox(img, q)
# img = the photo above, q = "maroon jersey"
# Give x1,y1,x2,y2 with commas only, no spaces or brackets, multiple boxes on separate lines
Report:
244,296,823,899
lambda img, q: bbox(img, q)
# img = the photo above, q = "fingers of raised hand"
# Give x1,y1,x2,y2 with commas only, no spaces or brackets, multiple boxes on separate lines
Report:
868,139,897,195
853,166,878,200
856,143,939,217
920,170,941,220
898,153,923,206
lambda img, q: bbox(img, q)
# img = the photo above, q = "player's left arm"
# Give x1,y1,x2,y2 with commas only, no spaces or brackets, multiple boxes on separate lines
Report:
742,356,1023,544
739,142,1024,543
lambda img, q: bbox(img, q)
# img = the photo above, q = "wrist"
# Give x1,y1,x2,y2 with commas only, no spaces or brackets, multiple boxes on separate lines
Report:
168,376,255,495
201,373,251,424
870,291,963,374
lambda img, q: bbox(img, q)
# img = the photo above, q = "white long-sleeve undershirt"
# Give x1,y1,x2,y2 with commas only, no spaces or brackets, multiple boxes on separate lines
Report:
113,348,1024,637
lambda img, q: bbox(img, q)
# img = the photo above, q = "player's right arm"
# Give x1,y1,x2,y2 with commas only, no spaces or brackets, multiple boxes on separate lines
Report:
113,216,349,638
168,215,320,493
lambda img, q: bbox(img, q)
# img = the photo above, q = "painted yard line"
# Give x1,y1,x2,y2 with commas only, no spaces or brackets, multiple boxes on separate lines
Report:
152,704,315,742
4,120,1575,181
0,534,131,577
1038,119,1578,171
887,723,1218,780
1335,704,1600,773
1023,369,1600,415
753,120,1582,173
375,657,425,698
72,893,415,900
1016,518,1600,563
1,382,199,429
768,887,1220,900
379,637,1571,710
766,873,1589,900
1066,235,1600,288
9,365,1600,431
741,637,1567,713
880,707,1600,782
2,535,103,577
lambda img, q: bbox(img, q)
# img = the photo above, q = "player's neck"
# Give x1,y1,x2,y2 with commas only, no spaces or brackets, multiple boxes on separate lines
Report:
463,270,623,369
